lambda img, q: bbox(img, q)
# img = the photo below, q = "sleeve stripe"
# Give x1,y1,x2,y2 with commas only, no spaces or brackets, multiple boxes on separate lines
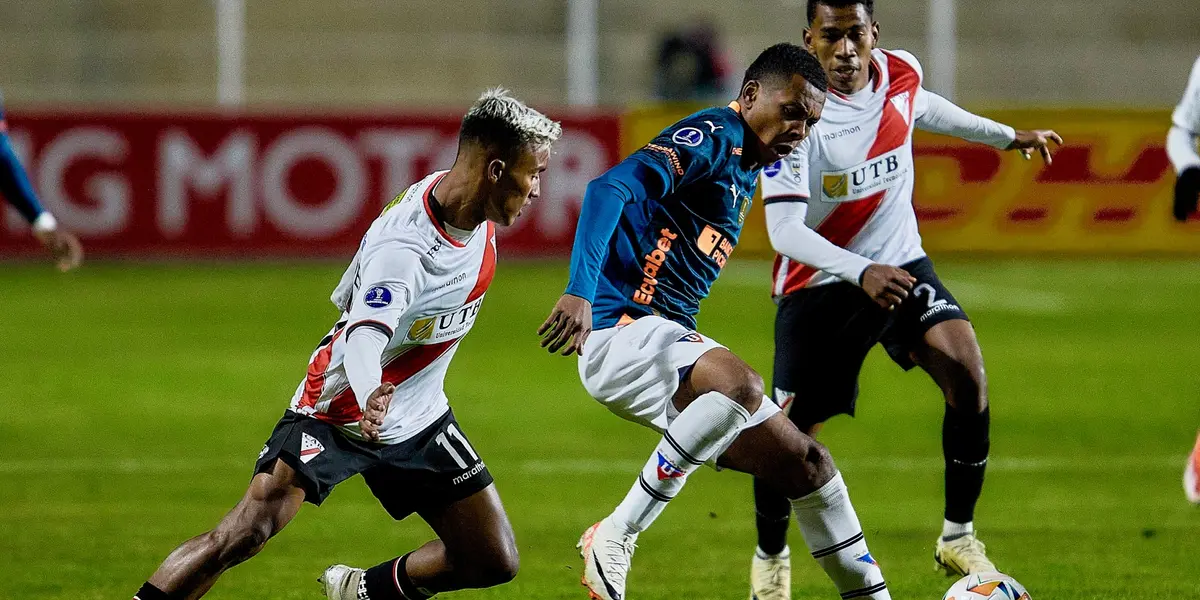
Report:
763,194,809,205
347,320,394,340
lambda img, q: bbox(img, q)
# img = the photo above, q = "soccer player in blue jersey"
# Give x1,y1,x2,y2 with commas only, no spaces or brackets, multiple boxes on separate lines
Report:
539,43,907,600
0,94,83,271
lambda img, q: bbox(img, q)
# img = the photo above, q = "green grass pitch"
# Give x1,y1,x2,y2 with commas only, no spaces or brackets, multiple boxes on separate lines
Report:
1,258,1197,599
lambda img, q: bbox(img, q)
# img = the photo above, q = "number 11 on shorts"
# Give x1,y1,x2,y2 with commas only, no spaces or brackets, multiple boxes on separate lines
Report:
435,423,480,469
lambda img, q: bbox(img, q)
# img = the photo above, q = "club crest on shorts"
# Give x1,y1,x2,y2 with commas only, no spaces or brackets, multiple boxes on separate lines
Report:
363,286,392,308
656,452,686,480
299,433,325,464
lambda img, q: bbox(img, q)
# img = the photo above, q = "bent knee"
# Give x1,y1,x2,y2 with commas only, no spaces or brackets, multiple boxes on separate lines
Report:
467,544,520,587
945,357,988,412
772,436,836,498
692,351,765,412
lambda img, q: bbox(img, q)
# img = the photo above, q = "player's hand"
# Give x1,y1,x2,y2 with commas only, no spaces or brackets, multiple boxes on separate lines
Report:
859,264,916,310
539,294,592,356
359,383,395,443
1007,130,1063,165
33,228,83,272
1173,166,1200,222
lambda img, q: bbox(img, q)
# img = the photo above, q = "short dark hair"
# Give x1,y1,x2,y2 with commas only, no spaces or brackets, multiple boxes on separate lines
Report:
741,43,828,93
807,0,874,24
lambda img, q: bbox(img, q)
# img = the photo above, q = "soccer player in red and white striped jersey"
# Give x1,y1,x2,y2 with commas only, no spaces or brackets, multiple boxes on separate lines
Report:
746,2,1062,598
132,89,560,600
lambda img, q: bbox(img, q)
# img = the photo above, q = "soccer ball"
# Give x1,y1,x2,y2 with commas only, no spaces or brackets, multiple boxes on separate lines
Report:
942,572,1030,600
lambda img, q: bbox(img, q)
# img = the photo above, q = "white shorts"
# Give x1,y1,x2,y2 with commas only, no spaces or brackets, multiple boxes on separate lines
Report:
578,315,779,438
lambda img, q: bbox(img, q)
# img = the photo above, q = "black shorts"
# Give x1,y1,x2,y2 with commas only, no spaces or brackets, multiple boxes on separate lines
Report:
253,409,494,520
772,257,967,427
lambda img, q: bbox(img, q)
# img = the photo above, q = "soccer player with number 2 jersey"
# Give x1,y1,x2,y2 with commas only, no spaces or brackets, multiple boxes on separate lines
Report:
746,3,1063,598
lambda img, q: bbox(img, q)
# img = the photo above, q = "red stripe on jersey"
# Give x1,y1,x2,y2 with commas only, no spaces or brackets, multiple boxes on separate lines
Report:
317,226,497,426
318,339,461,425
421,172,467,248
466,222,496,302
298,327,346,412
775,52,920,297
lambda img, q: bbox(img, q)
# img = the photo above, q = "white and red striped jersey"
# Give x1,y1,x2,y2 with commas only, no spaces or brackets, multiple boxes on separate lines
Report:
289,171,496,444
762,48,1012,296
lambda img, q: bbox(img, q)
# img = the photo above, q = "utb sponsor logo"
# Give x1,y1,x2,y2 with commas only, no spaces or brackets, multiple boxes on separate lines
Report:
404,296,485,344
823,173,848,198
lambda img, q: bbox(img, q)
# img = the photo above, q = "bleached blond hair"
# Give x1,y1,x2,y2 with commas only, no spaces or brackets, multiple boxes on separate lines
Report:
459,87,562,153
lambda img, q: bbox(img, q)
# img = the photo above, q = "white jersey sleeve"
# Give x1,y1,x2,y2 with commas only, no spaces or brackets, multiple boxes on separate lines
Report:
345,239,427,339
915,89,1015,149
760,137,812,201
1172,56,1200,133
1168,56,1200,174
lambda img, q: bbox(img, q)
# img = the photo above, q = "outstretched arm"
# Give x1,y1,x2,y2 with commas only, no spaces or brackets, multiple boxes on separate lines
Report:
915,89,1061,164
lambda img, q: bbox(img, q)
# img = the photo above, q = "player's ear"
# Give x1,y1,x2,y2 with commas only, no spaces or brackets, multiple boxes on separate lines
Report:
741,80,760,111
487,158,506,183
803,28,814,53
870,21,880,49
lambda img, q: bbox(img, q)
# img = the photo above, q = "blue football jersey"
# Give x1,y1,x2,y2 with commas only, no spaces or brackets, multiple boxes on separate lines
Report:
567,103,762,330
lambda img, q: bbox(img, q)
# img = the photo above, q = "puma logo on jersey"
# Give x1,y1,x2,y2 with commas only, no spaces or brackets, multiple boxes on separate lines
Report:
703,120,723,133
404,296,485,344
819,147,910,203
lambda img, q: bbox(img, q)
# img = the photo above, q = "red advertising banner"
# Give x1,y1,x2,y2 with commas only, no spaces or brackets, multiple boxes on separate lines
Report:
0,111,621,257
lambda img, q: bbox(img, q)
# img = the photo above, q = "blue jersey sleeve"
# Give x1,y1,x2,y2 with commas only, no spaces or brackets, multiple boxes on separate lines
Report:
564,116,733,301
0,104,46,224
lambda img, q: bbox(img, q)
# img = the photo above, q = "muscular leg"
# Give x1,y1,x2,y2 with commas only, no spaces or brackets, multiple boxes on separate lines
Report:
607,347,764,534
361,484,518,599
720,414,890,599
911,319,989,533
138,459,306,599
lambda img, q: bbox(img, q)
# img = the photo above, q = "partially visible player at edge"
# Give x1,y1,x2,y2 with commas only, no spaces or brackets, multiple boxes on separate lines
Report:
746,2,1062,596
1166,53,1200,503
0,91,82,271
131,89,560,600
540,43,895,600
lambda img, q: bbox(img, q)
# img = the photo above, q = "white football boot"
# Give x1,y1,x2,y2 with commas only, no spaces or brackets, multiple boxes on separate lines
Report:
934,534,996,576
318,564,365,600
577,517,638,600
748,548,791,600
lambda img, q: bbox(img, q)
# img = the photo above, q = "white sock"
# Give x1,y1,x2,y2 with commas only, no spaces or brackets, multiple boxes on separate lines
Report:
942,519,974,540
756,545,790,560
611,391,750,534
791,472,890,600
